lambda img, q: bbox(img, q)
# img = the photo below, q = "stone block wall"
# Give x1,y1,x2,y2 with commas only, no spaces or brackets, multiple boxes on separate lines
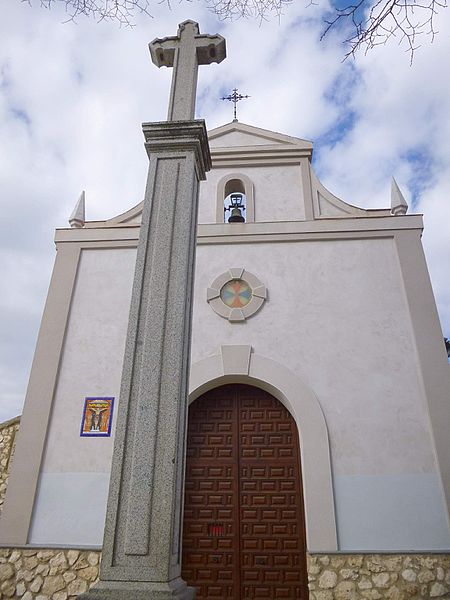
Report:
307,554,450,599
0,548,100,599
0,417,20,514
0,550,449,599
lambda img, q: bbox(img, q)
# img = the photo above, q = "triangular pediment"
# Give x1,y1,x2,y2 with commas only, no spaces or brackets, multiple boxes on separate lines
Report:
208,122,313,150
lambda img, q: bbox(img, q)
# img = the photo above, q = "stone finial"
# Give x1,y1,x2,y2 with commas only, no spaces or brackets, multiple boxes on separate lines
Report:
69,191,85,228
391,178,408,215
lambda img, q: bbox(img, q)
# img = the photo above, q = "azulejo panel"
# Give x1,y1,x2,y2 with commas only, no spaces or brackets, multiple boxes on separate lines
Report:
206,268,267,322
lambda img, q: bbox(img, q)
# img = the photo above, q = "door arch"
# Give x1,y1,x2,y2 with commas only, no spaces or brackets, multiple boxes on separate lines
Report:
181,384,309,599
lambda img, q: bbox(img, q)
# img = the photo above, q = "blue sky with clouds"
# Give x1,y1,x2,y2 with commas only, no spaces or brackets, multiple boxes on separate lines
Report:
0,0,449,421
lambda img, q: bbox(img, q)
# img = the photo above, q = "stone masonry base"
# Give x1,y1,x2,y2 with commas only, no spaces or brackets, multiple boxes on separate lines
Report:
307,553,449,599
0,549,448,599
0,418,20,514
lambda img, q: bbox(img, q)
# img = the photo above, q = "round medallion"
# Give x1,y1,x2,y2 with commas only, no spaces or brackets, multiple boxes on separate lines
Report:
207,269,267,322
220,279,252,308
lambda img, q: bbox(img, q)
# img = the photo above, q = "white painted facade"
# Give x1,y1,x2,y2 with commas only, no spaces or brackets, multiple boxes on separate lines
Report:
2,122,450,552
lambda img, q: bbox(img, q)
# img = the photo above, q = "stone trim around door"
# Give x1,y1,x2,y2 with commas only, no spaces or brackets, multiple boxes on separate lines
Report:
189,346,338,552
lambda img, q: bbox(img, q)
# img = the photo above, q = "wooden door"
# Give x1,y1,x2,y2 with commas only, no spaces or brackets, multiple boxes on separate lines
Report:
182,384,309,599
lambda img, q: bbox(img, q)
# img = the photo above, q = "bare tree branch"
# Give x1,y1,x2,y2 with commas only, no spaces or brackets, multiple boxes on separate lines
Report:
321,0,447,63
25,0,447,61
29,0,153,26
205,0,292,21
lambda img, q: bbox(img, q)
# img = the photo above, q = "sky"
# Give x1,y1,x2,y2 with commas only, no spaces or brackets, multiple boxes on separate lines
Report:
0,0,449,421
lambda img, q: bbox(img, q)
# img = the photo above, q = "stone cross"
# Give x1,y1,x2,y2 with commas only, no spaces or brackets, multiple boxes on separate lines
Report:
79,21,226,600
150,20,226,121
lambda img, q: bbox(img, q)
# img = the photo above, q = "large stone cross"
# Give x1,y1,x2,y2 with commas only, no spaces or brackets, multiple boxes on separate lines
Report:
79,20,226,600
150,20,226,121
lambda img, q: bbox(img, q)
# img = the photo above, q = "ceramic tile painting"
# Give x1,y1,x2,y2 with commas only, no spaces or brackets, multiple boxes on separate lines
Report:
80,397,114,437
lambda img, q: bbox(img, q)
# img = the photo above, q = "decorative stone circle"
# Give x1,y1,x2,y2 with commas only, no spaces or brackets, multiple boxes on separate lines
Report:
207,268,267,322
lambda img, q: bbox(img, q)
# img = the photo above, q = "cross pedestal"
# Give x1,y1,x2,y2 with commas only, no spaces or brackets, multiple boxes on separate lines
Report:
79,21,225,600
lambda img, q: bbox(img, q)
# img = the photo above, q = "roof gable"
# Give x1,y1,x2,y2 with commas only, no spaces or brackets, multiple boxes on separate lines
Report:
208,122,313,150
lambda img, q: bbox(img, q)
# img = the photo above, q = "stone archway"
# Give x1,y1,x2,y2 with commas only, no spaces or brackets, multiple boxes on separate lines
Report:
189,347,338,552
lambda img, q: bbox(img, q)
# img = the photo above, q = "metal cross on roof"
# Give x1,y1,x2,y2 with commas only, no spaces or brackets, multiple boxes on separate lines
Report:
221,88,250,122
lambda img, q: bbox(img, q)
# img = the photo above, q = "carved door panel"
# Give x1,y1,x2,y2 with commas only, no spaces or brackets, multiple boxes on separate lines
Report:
182,388,240,599
182,384,308,600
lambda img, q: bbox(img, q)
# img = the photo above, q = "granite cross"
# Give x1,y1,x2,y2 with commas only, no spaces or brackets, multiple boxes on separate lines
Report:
79,21,226,600
150,20,226,121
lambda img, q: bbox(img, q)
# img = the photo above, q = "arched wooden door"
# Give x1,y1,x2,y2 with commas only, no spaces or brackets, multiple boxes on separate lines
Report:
182,384,309,599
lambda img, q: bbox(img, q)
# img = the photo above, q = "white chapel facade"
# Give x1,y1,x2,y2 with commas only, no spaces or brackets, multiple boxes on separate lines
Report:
1,121,449,598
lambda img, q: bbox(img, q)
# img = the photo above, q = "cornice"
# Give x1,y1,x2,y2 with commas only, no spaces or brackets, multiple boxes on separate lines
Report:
54,215,424,245
210,144,312,167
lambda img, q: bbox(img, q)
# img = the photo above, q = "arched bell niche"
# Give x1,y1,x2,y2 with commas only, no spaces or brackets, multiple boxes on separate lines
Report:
216,172,255,223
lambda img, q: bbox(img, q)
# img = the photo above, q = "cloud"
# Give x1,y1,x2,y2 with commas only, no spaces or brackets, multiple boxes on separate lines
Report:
0,0,449,420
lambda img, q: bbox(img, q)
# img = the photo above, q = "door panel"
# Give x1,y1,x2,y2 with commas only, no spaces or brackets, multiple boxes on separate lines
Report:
182,389,240,599
182,385,308,599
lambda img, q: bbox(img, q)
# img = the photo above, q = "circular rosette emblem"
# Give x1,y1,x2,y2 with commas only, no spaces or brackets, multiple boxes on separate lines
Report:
207,268,267,322
220,279,252,308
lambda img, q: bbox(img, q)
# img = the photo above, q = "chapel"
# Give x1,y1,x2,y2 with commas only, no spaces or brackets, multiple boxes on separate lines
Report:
0,118,449,599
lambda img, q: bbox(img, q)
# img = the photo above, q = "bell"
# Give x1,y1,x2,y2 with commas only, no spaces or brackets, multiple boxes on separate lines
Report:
228,207,245,223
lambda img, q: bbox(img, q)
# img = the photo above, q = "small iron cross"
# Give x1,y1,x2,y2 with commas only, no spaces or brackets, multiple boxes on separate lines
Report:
150,20,226,121
221,88,250,121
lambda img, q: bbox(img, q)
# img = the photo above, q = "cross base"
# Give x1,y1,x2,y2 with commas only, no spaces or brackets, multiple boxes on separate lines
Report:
78,578,195,600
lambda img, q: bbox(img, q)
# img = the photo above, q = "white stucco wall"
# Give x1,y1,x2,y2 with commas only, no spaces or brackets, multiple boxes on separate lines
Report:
193,238,450,551
29,248,136,546
193,238,433,475
198,164,305,224
28,235,450,550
